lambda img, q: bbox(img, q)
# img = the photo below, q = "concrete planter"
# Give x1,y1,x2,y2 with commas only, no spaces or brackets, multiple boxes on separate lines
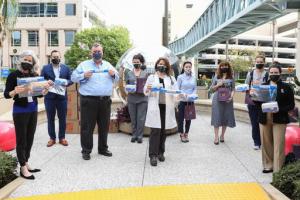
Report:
262,184,291,200
0,178,24,200
118,122,177,136
197,86,209,99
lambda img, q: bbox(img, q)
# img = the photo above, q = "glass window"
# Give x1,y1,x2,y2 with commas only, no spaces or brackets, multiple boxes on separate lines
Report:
28,31,39,46
65,4,76,16
48,31,59,46
11,31,21,46
65,31,75,46
10,55,19,68
84,7,88,18
18,3,57,17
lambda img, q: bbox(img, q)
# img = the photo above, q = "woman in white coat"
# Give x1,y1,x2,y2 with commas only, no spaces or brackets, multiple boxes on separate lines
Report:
144,57,178,166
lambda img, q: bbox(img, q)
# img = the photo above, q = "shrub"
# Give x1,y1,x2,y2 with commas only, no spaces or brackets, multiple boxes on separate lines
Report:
0,151,18,188
272,160,300,199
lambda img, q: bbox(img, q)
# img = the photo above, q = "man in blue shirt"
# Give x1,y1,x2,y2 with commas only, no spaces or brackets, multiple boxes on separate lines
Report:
41,50,72,147
71,43,119,160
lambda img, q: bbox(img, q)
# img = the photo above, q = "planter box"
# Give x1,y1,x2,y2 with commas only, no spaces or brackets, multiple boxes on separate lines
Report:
0,178,24,200
262,184,290,200
197,86,209,99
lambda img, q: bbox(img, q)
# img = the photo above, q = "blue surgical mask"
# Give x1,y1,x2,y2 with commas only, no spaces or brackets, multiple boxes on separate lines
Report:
93,51,102,60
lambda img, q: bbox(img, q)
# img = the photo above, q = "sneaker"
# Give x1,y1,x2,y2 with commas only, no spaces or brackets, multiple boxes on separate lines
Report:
184,133,189,143
253,145,260,150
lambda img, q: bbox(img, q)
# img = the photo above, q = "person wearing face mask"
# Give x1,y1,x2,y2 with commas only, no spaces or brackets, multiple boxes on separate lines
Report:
245,55,269,150
124,54,148,143
4,50,51,180
144,57,178,166
177,61,197,143
254,64,294,173
41,50,73,147
210,61,236,145
71,43,119,160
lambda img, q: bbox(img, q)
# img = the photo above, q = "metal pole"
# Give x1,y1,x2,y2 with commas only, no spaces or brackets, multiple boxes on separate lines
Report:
272,20,276,63
162,0,169,47
296,11,300,79
225,40,229,60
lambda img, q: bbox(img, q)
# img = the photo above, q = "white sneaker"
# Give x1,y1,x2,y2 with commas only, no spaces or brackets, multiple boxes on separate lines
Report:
253,145,260,150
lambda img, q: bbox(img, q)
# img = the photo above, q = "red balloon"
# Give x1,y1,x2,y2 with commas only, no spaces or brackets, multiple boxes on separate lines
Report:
285,125,300,155
0,122,16,151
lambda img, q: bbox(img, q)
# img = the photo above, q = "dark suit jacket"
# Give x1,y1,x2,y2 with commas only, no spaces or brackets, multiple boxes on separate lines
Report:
41,63,73,100
255,80,295,124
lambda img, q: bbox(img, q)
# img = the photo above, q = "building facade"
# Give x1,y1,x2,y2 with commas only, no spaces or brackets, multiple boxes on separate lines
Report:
3,0,105,68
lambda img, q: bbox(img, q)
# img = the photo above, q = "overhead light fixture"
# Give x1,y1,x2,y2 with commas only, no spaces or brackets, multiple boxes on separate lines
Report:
186,4,193,8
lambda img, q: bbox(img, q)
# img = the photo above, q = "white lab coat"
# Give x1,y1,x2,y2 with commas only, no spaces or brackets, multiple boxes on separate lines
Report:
144,73,178,129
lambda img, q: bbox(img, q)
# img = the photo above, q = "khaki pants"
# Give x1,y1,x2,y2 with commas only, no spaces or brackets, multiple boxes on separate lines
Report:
259,113,286,172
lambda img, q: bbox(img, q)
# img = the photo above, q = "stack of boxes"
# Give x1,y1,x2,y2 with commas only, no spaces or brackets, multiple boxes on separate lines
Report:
65,83,119,134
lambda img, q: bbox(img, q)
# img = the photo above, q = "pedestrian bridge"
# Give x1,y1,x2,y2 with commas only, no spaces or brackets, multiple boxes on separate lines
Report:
168,0,300,56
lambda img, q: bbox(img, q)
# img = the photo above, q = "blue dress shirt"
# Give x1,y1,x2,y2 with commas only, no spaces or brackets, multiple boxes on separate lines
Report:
177,73,197,101
71,59,119,96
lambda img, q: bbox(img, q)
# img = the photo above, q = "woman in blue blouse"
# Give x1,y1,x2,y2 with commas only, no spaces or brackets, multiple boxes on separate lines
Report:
4,50,50,180
177,61,197,142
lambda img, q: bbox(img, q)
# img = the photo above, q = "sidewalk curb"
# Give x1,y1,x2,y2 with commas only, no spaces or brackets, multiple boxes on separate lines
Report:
261,183,290,200
0,178,24,200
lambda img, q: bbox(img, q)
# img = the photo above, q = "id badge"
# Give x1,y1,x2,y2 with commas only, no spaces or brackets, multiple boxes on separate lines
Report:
28,96,33,102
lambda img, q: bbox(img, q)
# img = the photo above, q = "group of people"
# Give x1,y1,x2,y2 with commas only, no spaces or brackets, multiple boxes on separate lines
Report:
3,42,295,180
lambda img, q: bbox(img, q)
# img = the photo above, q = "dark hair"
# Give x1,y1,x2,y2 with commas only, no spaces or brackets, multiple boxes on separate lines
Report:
216,61,233,79
255,54,266,62
132,53,146,70
50,50,60,56
180,61,192,74
154,57,172,76
269,63,282,73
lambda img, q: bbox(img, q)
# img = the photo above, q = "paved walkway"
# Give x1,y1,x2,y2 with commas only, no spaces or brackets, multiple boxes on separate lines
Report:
9,114,272,198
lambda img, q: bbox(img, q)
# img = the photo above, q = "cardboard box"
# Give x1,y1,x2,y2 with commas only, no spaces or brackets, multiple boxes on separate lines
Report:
67,83,77,92
67,106,79,120
66,120,80,134
67,91,78,107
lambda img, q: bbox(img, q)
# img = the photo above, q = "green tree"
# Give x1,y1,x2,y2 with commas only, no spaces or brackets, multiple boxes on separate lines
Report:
65,26,132,69
228,49,258,72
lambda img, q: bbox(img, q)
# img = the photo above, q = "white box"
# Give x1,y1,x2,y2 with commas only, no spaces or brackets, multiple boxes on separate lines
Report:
262,102,279,113
235,84,249,92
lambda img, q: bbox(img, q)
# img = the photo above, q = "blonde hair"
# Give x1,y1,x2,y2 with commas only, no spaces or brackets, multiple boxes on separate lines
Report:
17,50,40,74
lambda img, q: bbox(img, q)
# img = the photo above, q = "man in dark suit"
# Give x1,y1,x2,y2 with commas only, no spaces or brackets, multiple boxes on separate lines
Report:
41,50,73,147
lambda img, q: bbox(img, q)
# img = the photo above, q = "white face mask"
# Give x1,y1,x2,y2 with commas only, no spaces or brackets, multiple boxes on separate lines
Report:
185,69,192,75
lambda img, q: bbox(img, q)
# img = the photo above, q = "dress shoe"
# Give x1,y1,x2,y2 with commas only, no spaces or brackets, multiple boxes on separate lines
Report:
180,133,186,143
184,133,189,143
59,139,69,146
47,139,56,147
131,138,136,143
220,137,225,143
28,168,41,173
262,169,273,173
214,138,219,145
82,153,90,160
98,150,112,157
158,154,165,162
150,156,157,166
137,138,143,143
20,168,35,180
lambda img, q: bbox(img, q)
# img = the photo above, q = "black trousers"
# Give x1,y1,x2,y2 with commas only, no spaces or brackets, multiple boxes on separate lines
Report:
13,112,37,166
178,101,192,133
80,95,111,154
149,104,166,158
247,104,261,146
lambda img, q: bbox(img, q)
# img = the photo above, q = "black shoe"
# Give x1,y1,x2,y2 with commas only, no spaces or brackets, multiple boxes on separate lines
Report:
137,138,143,143
262,169,273,173
28,168,41,173
150,156,157,166
158,154,165,162
82,153,90,160
131,138,136,143
20,170,35,180
98,150,113,157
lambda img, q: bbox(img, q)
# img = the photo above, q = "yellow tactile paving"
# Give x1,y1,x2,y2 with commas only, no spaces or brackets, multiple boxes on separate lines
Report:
10,183,270,200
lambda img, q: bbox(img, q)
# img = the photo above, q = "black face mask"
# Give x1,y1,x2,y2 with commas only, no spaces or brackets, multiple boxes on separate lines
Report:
269,75,280,82
133,63,141,69
157,65,167,73
92,51,102,61
51,58,60,65
220,68,228,73
21,62,33,71
256,63,264,69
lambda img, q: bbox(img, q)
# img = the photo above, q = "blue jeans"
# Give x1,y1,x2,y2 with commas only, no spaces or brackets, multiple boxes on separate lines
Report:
45,98,67,140
247,104,261,146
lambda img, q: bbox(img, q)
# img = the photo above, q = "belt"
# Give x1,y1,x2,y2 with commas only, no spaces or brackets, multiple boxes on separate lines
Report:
81,95,110,100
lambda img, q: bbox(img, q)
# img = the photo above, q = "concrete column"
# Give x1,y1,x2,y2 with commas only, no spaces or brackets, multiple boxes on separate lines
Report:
39,28,46,66
296,11,300,79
